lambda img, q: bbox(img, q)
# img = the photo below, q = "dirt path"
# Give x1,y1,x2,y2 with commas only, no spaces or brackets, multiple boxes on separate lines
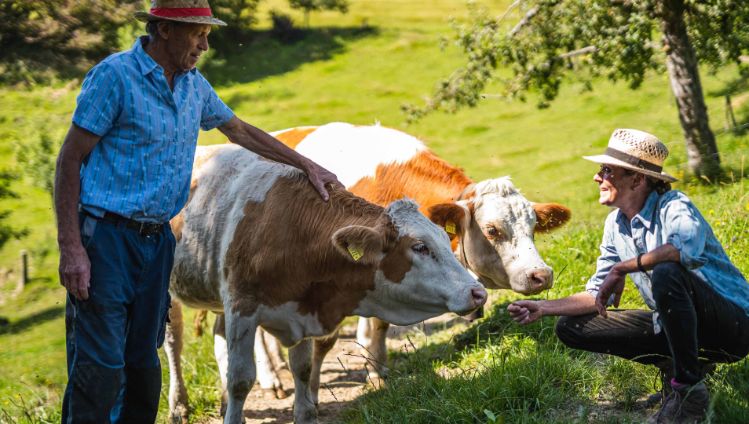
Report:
199,316,472,424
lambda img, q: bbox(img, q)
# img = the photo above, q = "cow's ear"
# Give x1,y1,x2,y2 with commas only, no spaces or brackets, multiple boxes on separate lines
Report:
533,203,571,233
427,203,467,240
332,225,384,264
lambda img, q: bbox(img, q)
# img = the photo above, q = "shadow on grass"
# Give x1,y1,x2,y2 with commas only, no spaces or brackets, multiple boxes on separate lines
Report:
202,25,379,88
0,305,64,335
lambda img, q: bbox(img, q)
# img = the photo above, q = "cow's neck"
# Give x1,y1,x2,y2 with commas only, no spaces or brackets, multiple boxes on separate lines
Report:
349,151,474,214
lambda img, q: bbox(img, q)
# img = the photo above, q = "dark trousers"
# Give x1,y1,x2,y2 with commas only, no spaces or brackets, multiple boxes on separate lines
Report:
61,214,175,424
556,262,749,385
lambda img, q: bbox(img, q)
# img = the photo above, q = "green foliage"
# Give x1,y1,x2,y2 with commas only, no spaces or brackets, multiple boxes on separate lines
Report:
0,0,141,85
15,130,59,197
0,171,28,251
289,0,349,26
213,0,262,29
405,0,749,116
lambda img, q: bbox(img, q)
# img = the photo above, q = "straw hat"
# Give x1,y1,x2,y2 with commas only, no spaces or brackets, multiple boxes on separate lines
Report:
583,129,677,182
135,0,227,26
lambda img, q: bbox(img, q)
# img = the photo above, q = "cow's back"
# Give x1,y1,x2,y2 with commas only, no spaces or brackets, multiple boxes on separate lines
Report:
169,144,299,311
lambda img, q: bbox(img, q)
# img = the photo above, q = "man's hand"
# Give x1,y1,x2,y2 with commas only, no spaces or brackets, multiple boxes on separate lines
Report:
59,243,91,300
595,266,626,318
508,300,543,325
304,160,343,202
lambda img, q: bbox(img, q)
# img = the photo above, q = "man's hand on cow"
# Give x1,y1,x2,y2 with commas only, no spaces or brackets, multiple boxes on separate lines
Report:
508,300,543,325
595,266,626,318
59,243,91,301
305,160,343,202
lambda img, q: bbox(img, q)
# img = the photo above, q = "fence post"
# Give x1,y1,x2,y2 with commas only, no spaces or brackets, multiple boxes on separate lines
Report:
725,95,737,132
17,250,28,292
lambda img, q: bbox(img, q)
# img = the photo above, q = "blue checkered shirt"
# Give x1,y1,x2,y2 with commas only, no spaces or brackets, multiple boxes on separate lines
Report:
72,36,234,223
586,190,749,332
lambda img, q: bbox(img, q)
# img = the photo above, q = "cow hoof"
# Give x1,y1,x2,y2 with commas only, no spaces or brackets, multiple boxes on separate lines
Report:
275,387,288,399
168,406,189,424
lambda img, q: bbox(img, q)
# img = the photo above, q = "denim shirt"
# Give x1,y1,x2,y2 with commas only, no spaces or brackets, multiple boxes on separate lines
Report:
585,190,749,332
72,36,234,223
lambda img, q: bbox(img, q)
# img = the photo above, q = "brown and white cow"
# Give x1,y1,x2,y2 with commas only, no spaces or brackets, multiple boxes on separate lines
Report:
268,122,571,382
164,144,487,423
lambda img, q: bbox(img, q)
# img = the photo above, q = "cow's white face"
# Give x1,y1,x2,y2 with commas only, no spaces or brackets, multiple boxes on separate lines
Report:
339,199,486,326
432,178,570,295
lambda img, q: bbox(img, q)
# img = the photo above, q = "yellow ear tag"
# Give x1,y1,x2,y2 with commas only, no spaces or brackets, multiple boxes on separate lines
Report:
445,221,456,235
347,245,364,262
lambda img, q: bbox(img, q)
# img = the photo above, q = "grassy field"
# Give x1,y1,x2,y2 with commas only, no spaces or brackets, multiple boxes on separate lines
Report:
1,0,748,422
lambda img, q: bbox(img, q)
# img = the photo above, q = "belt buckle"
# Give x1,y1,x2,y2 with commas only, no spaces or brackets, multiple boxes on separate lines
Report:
138,222,159,237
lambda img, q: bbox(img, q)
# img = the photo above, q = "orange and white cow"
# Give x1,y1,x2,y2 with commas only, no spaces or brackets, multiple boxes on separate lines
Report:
269,122,571,382
164,144,487,424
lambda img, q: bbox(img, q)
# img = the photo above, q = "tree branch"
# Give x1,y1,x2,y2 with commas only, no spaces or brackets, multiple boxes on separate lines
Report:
509,6,539,37
557,45,597,59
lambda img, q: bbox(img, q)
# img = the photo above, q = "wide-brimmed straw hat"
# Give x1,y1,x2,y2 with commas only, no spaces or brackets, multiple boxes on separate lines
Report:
583,129,678,182
135,0,227,26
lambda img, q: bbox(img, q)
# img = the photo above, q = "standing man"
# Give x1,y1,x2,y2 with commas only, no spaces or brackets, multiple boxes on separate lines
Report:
508,129,749,424
55,1,340,422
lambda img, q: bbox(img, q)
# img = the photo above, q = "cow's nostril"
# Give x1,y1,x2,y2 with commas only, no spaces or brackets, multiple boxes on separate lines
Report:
471,287,487,307
528,268,553,288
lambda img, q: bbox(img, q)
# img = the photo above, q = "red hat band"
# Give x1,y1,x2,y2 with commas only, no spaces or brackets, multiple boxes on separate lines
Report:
150,7,213,18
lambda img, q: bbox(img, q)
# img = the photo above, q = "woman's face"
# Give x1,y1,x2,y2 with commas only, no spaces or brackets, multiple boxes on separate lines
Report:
593,164,636,208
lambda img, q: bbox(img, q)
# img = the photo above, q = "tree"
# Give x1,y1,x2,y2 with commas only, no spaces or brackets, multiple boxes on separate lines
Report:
212,0,261,29
289,0,349,27
405,0,749,181
0,0,141,84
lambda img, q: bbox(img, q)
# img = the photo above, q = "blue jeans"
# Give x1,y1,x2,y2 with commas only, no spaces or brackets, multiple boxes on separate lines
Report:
61,213,175,424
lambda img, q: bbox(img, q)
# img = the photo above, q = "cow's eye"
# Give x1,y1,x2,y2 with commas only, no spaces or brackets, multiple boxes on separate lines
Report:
411,242,430,255
486,226,502,239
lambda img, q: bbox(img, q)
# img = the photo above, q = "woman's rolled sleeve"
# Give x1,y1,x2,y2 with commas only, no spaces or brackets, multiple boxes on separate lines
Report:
662,194,708,269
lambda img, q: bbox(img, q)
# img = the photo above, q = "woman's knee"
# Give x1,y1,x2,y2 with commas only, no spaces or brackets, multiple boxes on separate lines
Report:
651,262,688,300
555,316,582,348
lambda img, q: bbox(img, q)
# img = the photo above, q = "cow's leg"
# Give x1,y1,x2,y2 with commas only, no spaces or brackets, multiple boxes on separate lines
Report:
263,329,288,371
363,317,390,381
165,298,189,424
356,316,372,347
194,309,208,337
213,314,230,416
223,310,257,424
310,331,339,407
254,328,286,399
289,339,317,424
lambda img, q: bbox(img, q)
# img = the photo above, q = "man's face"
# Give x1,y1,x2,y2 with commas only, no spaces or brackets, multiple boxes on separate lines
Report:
593,164,636,207
164,23,211,72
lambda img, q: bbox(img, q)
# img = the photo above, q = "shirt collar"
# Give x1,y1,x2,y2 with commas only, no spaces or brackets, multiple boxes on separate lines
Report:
637,191,660,229
617,190,659,230
134,36,159,76
133,36,198,77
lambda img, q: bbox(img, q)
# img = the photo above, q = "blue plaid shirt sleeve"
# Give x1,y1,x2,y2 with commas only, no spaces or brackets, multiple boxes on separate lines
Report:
197,73,234,131
72,62,122,137
586,211,620,303
662,193,708,269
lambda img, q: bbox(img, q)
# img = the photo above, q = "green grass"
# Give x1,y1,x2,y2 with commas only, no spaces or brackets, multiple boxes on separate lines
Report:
1,0,749,422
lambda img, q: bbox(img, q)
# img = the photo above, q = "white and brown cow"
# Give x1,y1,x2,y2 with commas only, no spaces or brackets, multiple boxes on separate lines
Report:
266,122,571,382
164,144,487,423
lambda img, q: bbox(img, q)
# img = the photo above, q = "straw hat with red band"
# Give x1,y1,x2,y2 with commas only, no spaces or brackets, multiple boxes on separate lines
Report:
135,0,227,26
583,129,678,183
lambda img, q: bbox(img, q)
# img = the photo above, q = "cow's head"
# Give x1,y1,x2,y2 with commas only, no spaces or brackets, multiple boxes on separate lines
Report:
428,177,570,295
333,199,487,326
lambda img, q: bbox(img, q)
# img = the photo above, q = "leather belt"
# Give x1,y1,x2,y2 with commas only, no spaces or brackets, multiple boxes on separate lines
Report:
98,211,165,237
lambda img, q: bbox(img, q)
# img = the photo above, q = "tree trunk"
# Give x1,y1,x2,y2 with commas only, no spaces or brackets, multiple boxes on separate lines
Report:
659,0,721,181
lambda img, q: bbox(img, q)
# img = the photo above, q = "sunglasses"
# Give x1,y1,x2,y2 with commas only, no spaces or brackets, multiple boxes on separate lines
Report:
597,165,615,177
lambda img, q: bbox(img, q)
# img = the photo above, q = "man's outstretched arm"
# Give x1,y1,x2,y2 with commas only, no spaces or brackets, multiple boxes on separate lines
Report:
218,117,342,201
